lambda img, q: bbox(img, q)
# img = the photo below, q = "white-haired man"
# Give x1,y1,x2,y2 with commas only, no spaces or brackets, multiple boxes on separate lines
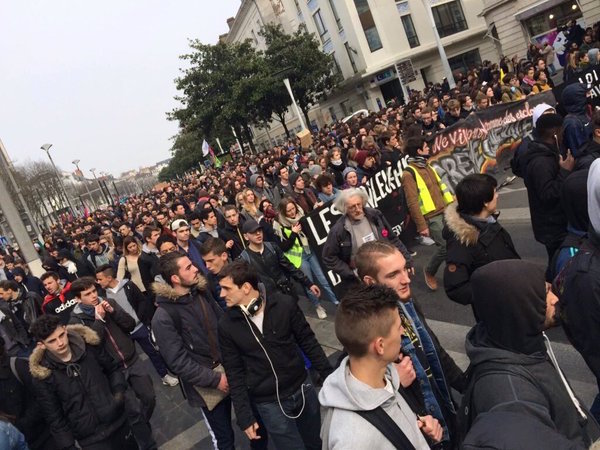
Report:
322,188,412,294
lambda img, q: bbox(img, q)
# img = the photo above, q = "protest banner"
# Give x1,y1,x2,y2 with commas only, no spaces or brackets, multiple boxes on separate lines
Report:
302,91,555,295
552,63,600,110
428,90,555,192
301,157,409,295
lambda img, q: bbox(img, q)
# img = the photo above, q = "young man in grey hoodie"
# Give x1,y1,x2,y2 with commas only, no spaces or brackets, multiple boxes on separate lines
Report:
319,284,442,449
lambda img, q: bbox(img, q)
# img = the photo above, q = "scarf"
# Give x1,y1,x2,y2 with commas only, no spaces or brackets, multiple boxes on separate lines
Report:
277,209,310,250
407,155,428,168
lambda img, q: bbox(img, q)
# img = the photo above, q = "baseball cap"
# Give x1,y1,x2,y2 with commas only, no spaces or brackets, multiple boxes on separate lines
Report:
170,219,190,232
242,219,261,234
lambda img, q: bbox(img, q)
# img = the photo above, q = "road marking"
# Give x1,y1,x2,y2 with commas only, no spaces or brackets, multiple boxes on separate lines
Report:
498,186,527,195
498,206,531,222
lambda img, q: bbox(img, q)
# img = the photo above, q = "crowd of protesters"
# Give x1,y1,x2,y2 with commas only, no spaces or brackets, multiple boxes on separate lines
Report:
1,23,600,450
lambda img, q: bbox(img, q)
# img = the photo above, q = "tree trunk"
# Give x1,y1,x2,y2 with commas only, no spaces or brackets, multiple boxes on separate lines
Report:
275,112,291,139
233,124,246,156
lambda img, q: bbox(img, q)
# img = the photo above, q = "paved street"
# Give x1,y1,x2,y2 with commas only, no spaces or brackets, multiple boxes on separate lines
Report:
142,177,597,449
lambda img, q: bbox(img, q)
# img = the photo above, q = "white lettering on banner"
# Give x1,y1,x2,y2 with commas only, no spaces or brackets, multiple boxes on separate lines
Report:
363,156,409,209
55,298,77,314
327,270,342,287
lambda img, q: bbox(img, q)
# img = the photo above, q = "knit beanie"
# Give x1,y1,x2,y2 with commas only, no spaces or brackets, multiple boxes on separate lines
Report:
354,150,369,167
289,172,301,187
342,167,357,180
308,165,323,178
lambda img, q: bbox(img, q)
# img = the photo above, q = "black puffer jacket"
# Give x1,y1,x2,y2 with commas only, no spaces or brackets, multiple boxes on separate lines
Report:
443,203,520,306
522,139,569,245
556,229,600,385
218,286,332,430
151,278,224,408
69,298,138,368
29,325,128,449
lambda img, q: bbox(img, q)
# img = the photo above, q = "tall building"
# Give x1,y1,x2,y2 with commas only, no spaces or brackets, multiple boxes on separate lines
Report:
479,0,599,64
225,0,501,148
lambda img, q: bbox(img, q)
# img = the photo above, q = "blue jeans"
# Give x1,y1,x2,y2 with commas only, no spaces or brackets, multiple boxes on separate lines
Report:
301,252,338,305
131,325,168,378
255,379,321,450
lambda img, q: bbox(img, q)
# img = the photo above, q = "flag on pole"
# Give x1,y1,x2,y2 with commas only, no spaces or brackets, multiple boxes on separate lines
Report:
202,139,211,157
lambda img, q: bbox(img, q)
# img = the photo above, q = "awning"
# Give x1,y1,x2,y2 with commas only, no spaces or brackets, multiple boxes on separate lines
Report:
514,0,569,21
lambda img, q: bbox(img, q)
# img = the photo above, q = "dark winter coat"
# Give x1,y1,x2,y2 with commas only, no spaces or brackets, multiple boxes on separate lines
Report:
322,207,412,281
11,269,45,297
461,260,600,447
69,298,138,368
574,138,600,171
556,229,600,386
218,287,332,430
443,203,520,306
0,302,30,356
562,83,592,158
218,220,247,260
522,139,569,246
138,246,160,293
29,325,128,449
151,278,224,408
0,356,56,449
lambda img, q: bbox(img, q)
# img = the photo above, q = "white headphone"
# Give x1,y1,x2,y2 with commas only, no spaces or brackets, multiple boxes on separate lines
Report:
241,303,307,419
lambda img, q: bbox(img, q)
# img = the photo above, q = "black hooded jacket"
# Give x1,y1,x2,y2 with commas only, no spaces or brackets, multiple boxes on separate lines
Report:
522,139,569,245
562,83,592,158
461,260,600,447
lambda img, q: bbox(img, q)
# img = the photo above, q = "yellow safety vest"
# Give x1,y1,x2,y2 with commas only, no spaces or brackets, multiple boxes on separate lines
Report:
282,227,303,269
408,165,454,216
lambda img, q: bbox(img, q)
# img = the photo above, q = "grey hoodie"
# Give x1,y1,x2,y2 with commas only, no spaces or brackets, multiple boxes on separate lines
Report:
588,159,600,234
319,356,429,449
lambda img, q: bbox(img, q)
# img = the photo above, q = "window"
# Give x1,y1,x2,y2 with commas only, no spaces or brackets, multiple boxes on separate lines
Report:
523,3,581,37
332,52,342,76
401,14,419,48
345,42,358,73
353,0,383,52
432,1,467,38
313,9,328,37
448,49,481,76
328,0,343,30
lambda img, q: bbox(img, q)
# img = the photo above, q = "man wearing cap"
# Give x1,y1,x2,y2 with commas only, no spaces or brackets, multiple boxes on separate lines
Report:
240,219,322,303
171,218,208,275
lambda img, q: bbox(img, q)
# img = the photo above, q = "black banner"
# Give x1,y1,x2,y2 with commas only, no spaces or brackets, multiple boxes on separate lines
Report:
301,157,409,295
302,92,557,296
429,91,556,192
552,63,600,109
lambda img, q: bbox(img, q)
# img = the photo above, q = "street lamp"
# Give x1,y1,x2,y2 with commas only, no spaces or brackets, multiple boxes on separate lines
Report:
72,159,95,211
41,143,76,216
90,168,110,205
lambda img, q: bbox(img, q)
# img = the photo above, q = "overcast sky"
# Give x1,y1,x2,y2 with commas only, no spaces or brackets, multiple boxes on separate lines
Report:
1,0,239,176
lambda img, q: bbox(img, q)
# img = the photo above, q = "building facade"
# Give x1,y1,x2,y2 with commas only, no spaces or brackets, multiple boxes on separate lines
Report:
224,0,501,148
480,0,599,66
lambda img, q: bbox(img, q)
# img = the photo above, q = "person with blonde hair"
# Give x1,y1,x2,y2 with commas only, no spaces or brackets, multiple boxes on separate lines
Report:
239,188,261,222
117,236,146,294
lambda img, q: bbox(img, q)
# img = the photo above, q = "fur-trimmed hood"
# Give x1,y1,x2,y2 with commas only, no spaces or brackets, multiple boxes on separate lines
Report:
444,202,479,246
151,277,207,301
29,324,101,380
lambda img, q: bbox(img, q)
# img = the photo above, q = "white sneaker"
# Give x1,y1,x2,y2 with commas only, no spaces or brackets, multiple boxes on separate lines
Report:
162,374,179,386
315,305,327,320
416,236,436,246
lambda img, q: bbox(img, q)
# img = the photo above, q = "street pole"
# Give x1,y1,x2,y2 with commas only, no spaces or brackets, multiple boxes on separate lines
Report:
90,168,111,205
231,127,244,157
0,153,44,243
421,0,456,88
283,78,307,130
72,160,95,211
0,172,44,276
41,144,77,216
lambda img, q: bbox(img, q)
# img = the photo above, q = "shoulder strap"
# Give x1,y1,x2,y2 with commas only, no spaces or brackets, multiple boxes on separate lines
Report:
355,407,416,450
9,357,23,384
